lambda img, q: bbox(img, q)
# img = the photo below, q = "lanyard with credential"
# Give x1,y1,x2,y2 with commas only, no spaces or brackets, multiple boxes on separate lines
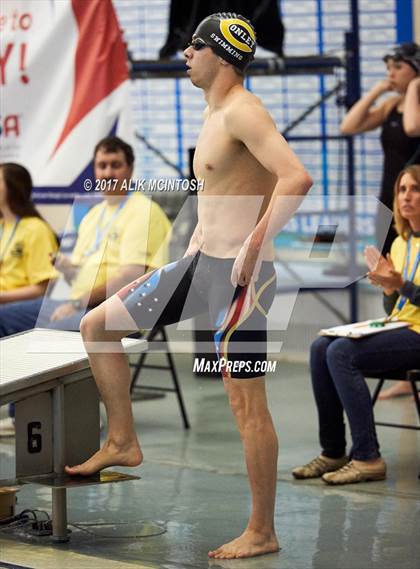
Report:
396,236,420,312
83,198,127,257
0,217,20,266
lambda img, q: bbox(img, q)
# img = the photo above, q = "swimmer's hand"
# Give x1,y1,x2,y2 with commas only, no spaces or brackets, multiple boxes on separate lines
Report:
183,242,200,258
370,79,394,96
231,236,262,287
183,223,203,258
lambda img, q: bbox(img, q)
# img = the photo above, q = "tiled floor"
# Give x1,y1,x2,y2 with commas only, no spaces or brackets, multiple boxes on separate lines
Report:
0,355,419,569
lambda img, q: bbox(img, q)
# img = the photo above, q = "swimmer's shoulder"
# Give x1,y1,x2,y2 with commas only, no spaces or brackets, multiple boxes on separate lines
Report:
223,88,271,132
229,86,263,108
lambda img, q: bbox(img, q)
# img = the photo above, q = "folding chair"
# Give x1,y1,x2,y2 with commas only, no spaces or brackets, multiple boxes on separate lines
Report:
368,369,420,431
129,326,190,429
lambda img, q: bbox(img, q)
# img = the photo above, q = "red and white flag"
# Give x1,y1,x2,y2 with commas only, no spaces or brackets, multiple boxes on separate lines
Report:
0,0,133,200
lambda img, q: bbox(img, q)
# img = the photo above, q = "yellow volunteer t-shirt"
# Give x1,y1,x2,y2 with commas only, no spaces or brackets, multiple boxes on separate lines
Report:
390,234,420,334
70,193,171,299
0,216,58,292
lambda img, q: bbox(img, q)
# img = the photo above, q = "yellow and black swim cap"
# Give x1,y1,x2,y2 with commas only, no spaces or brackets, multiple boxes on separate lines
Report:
193,12,256,72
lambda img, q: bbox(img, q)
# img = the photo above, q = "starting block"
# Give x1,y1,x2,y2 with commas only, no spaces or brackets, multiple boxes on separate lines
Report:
0,329,147,542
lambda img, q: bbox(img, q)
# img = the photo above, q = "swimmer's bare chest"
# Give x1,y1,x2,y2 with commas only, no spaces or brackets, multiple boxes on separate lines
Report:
193,110,276,259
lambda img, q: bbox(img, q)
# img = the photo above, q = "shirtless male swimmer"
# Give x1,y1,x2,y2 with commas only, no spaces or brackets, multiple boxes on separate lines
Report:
66,13,313,560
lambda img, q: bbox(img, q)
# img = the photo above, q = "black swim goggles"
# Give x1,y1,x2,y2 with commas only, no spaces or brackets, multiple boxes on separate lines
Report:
188,37,209,51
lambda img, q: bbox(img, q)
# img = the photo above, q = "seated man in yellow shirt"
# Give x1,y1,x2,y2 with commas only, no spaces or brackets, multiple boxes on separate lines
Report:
0,136,171,337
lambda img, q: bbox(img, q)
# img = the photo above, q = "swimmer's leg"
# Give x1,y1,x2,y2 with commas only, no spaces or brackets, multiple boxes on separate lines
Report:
65,294,143,476
208,263,279,558
208,374,280,559
66,257,204,476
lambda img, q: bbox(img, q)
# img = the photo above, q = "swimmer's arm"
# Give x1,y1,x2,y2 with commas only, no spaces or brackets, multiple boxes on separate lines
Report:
403,77,420,136
340,87,399,135
226,103,312,250
75,264,147,308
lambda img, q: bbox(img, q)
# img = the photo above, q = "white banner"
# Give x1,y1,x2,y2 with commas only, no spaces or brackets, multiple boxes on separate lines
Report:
0,0,133,200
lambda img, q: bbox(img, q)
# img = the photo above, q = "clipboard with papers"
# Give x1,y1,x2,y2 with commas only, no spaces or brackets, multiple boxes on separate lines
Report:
319,317,410,339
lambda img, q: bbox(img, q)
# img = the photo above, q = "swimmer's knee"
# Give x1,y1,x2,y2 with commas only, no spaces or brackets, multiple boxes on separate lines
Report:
228,387,252,421
80,304,113,341
228,379,269,421
228,391,246,426
229,396,271,434
80,309,100,341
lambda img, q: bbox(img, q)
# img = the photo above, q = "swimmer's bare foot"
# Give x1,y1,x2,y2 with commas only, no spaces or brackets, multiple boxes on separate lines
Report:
208,529,280,559
65,438,143,476
377,381,413,400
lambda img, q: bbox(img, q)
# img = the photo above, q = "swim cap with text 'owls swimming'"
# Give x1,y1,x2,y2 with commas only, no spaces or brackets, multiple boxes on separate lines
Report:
193,12,257,72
